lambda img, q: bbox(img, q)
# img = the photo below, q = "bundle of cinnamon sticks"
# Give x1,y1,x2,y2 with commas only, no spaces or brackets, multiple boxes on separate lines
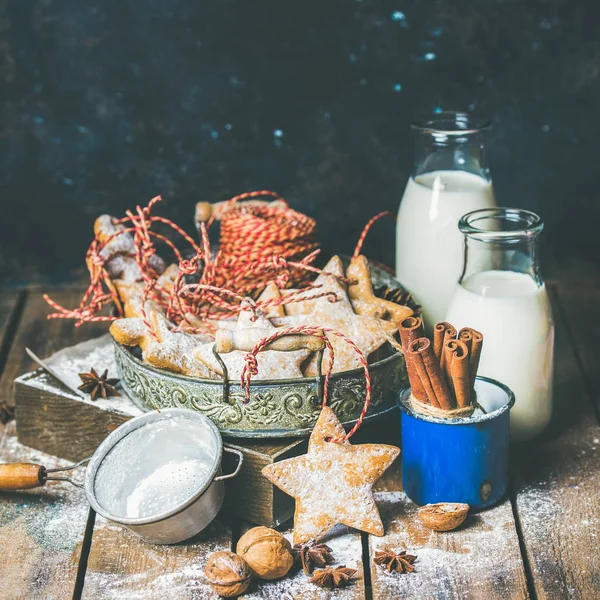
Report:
399,317,483,416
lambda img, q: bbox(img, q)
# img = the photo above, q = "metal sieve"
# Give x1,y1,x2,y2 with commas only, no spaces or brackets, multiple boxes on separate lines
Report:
0,408,243,545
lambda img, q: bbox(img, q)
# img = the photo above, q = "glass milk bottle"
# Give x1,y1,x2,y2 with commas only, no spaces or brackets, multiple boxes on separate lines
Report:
445,208,554,441
396,112,496,331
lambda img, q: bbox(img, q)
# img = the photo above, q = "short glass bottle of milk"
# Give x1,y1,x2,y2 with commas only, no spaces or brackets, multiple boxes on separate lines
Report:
445,208,554,441
396,112,496,331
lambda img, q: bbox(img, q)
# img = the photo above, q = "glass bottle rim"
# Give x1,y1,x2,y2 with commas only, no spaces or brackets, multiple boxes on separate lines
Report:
459,208,543,241
411,111,491,136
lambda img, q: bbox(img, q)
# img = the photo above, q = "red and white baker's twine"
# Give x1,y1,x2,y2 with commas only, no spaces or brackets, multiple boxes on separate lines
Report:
240,325,372,443
44,191,382,333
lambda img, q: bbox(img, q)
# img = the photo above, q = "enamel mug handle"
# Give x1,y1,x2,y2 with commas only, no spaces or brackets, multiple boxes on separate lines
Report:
0,463,47,491
214,447,244,482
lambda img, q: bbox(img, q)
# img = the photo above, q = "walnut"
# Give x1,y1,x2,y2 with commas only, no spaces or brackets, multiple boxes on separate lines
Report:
204,551,252,597
236,526,294,580
418,502,469,531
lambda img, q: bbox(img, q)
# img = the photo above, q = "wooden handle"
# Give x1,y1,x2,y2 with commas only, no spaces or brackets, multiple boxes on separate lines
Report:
215,329,325,353
0,463,46,491
195,199,288,223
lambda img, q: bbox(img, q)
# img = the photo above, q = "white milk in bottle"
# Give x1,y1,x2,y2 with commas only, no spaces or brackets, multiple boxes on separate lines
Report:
446,271,554,441
445,208,554,441
396,170,495,329
395,112,496,332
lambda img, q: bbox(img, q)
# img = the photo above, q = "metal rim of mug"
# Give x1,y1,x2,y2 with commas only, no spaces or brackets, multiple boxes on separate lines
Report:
397,375,515,426
84,408,224,526
459,207,544,242
411,111,491,135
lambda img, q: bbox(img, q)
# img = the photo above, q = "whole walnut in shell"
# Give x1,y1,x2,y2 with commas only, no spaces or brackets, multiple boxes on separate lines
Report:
418,502,469,531
236,526,294,580
204,551,252,597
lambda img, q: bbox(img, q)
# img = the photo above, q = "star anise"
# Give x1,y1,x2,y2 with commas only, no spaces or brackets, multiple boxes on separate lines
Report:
78,368,120,401
293,540,334,575
0,401,15,425
374,549,417,574
309,566,356,589
374,286,420,313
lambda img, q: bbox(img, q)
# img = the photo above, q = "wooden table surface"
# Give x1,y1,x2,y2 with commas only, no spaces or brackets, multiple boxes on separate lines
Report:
0,264,599,599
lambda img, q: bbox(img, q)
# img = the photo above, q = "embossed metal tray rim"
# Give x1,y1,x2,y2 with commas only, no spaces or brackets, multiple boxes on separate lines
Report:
115,339,400,385
115,341,406,438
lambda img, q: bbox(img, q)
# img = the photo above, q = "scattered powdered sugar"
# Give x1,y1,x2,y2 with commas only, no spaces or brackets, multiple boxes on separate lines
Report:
0,433,89,554
16,334,142,416
369,491,528,597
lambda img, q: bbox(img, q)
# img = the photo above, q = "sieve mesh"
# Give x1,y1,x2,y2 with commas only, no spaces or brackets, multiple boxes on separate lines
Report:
93,417,218,520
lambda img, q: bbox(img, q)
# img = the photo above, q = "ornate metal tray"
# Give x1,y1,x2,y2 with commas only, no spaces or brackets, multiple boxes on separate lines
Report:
114,260,410,438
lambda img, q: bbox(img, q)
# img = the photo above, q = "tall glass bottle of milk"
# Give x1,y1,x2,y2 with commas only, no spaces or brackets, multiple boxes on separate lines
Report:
396,112,496,331
445,208,554,441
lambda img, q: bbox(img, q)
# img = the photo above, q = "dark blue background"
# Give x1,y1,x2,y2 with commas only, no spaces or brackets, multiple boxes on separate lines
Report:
0,0,597,283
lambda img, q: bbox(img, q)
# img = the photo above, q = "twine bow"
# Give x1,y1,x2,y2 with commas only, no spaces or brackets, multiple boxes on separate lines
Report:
240,325,372,443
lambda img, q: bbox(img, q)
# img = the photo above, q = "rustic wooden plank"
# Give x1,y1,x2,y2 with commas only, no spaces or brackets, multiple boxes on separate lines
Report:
0,421,90,600
543,250,600,288
238,523,366,600
82,515,232,599
512,288,600,600
556,283,600,415
15,370,137,463
369,476,528,599
0,289,24,404
0,289,109,408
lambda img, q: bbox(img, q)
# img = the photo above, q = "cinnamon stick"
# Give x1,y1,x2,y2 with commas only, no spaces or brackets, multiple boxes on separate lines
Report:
407,338,455,410
434,322,457,371
459,327,483,390
444,339,471,408
399,317,428,403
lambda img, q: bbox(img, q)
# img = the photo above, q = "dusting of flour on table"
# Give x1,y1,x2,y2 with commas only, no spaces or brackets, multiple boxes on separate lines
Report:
18,334,141,416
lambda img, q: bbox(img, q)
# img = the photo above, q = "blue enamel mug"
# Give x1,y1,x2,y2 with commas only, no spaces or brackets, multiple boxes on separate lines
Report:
398,376,515,510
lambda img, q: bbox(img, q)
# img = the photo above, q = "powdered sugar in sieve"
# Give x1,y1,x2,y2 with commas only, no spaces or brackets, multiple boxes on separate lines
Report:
93,417,219,520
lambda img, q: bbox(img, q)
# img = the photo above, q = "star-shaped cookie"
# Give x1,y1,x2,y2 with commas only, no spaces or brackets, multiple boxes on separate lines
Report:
346,255,413,323
274,257,397,375
192,308,311,380
282,256,351,316
109,312,214,378
262,406,399,544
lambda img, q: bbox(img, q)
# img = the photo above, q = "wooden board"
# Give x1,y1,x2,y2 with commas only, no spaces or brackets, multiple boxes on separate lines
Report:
223,439,307,527
0,290,24,405
511,288,600,599
0,290,109,408
0,421,90,600
15,370,136,463
556,283,600,415
368,470,529,599
82,516,232,599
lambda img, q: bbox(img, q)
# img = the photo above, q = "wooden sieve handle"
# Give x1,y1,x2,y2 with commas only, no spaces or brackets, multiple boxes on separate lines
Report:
0,463,46,491
215,328,325,353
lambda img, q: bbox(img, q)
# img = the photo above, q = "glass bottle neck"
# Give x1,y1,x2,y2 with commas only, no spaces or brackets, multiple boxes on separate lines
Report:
458,208,545,288
412,112,491,181
460,236,542,287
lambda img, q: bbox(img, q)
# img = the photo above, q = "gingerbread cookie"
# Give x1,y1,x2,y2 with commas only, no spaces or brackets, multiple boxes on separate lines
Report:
193,309,311,380
92,215,165,283
256,282,286,318
282,256,350,316
347,255,413,323
262,406,399,545
112,263,180,319
110,312,214,378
